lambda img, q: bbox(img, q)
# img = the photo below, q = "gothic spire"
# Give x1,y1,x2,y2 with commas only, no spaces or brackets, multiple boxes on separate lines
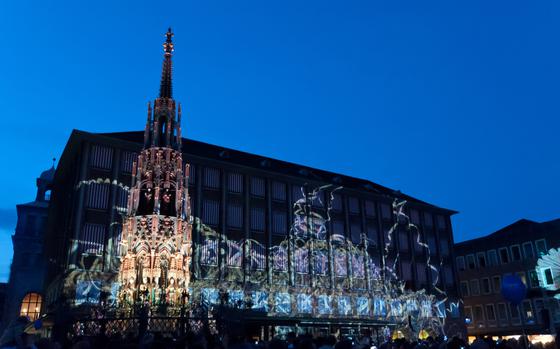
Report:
159,28,174,99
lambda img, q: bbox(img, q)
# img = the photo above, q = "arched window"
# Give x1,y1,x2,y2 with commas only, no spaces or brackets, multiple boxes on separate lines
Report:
44,189,51,201
20,293,42,320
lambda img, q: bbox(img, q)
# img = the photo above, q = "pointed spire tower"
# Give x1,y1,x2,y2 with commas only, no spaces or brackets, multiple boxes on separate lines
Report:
119,29,192,309
143,28,183,150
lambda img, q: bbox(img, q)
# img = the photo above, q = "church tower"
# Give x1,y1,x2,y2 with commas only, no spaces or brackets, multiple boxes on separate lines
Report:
117,29,192,307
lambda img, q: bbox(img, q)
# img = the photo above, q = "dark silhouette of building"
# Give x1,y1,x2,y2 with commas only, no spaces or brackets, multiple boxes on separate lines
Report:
454,218,560,339
1,165,54,331
41,30,464,338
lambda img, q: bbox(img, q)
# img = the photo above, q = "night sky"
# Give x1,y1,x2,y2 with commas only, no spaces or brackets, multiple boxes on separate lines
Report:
1,0,559,281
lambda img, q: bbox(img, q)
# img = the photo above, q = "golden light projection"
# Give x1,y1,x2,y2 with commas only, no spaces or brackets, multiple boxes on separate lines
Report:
116,28,193,308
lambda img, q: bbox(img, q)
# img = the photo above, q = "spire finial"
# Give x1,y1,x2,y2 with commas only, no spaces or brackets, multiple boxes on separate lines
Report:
159,27,174,98
163,27,174,56
52,157,56,168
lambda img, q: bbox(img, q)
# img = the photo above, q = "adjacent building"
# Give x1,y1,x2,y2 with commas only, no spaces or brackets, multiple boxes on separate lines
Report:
41,30,464,337
454,218,560,340
1,165,54,330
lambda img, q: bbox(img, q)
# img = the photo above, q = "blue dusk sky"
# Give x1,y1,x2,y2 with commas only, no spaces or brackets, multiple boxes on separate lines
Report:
0,1,559,281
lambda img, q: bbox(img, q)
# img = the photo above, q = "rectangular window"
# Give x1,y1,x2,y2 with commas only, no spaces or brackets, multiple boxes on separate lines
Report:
534,299,545,323
331,194,342,211
314,250,328,276
499,247,510,264
510,303,520,320
486,304,496,321
250,207,265,232
227,202,243,228
250,242,266,271
295,248,309,274
401,261,412,281
410,209,420,225
444,266,454,286
523,242,535,260
460,281,469,297
227,173,243,193
90,145,113,170
381,204,391,220
113,226,122,257
367,223,378,243
436,215,446,230
535,239,547,256
203,168,220,189
487,250,498,266
187,163,196,185
250,177,265,197
543,268,554,285
474,305,484,322
497,303,508,322
202,199,220,226
200,239,218,266
332,220,344,237
416,264,427,284
116,187,129,213
79,223,105,256
467,254,476,269
423,212,433,227
477,252,487,268
350,223,361,244
272,211,287,236
492,276,502,294
510,245,522,261
364,201,376,217
292,186,305,202
348,197,360,214
470,279,480,296
529,270,539,288
439,238,449,256
464,306,473,324
120,151,137,173
351,253,365,279
427,235,437,255
522,300,534,322
271,181,286,201
226,240,243,268
399,231,409,252
456,256,465,271
482,278,491,294
85,183,110,210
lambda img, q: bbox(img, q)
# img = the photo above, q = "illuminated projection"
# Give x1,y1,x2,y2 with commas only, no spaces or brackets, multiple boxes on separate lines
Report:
62,30,459,340
116,29,193,308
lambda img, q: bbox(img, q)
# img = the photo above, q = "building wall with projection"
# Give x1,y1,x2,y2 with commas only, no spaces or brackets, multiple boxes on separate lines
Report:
42,127,463,333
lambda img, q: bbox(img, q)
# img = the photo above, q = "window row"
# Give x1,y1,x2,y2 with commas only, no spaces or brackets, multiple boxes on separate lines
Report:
457,240,548,271
464,298,549,327
460,271,542,298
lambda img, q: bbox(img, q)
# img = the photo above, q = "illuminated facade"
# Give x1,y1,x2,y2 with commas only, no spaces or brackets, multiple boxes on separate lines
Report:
42,30,464,337
116,29,193,307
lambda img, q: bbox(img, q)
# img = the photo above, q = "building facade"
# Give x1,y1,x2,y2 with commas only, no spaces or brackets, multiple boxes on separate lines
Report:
454,218,560,339
42,30,463,337
2,165,53,330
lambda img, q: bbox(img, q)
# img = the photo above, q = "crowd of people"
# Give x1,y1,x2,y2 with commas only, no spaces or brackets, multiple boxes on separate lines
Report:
0,317,557,349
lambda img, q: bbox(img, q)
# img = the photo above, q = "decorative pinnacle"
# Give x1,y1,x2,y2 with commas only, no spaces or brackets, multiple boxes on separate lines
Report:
163,27,174,56
159,27,174,98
